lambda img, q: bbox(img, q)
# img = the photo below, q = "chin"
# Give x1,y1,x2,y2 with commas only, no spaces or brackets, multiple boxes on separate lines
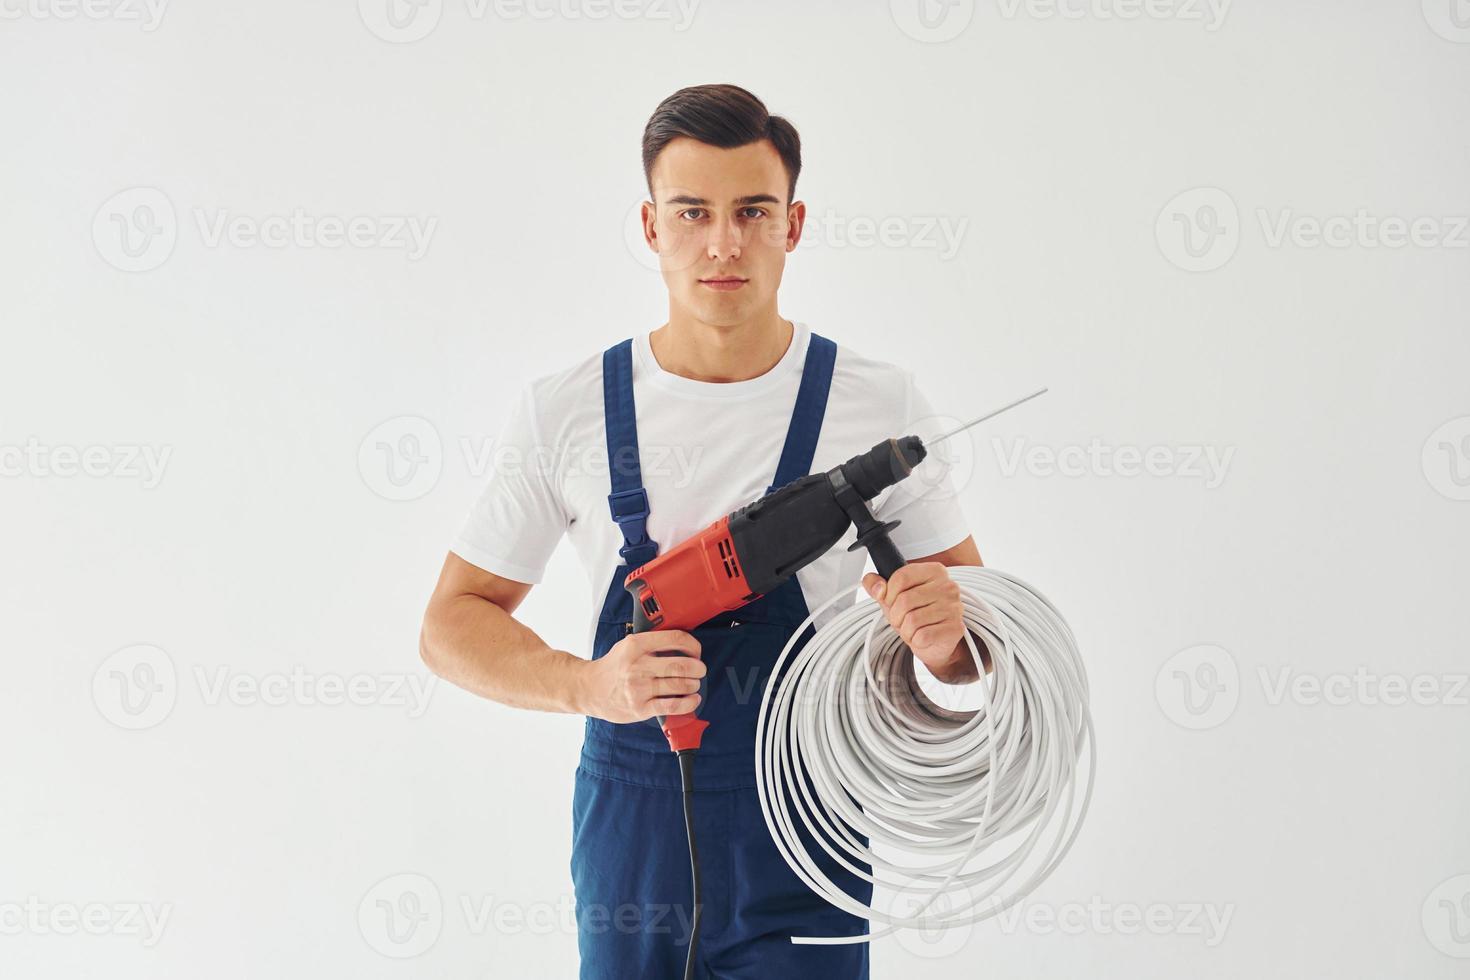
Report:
685,296,748,325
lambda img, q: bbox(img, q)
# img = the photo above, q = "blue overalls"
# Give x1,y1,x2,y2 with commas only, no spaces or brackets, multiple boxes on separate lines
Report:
570,333,873,978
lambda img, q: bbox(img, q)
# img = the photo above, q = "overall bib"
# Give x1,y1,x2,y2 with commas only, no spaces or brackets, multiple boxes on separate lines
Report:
570,333,872,978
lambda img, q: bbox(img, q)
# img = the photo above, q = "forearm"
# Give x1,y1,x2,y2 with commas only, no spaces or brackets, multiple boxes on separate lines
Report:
420,593,590,714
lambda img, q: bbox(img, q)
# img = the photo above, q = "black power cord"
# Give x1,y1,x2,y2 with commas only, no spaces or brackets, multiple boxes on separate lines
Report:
676,749,702,980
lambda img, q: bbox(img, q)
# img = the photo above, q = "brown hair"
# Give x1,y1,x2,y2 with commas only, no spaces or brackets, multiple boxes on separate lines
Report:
641,84,802,204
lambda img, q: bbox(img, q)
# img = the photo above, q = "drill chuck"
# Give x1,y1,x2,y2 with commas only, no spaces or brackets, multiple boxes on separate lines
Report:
838,435,928,500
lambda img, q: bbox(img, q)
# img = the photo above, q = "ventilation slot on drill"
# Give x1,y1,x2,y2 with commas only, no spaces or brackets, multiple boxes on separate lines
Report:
717,538,740,580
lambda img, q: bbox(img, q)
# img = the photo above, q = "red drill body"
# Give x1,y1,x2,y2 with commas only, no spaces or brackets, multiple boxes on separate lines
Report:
624,437,928,751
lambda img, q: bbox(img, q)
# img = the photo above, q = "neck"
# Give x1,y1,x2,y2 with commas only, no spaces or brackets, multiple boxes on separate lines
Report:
650,308,794,383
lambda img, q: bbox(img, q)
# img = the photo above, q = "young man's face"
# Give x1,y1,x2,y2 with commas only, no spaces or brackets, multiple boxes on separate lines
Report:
641,136,805,328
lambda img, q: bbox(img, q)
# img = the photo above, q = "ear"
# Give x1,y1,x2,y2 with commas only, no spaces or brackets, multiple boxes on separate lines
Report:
785,199,806,252
641,200,659,253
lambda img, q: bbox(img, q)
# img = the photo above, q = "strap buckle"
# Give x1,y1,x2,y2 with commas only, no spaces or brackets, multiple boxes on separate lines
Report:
608,487,658,566
607,487,650,523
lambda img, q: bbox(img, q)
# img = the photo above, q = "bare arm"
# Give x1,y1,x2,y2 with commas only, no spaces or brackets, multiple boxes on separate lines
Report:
419,552,591,713
419,552,704,720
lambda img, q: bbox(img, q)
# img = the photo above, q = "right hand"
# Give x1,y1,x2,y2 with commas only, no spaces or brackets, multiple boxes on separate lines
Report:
581,630,705,724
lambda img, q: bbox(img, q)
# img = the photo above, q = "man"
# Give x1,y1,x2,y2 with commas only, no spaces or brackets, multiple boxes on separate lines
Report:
420,83,985,978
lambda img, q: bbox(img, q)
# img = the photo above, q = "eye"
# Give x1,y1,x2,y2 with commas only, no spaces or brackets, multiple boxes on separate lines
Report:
678,208,707,221
740,207,767,219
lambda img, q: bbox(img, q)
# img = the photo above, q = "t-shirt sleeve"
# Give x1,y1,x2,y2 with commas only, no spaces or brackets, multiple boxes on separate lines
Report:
874,370,973,560
449,384,569,584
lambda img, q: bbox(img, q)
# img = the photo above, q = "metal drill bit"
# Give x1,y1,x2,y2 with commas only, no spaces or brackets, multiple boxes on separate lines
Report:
929,388,1048,446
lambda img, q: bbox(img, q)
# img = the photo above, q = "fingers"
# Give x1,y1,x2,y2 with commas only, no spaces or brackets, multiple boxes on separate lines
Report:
650,676,701,698
885,570,960,626
898,601,954,641
631,629,702,659
653,694,701,716
650,655,706,680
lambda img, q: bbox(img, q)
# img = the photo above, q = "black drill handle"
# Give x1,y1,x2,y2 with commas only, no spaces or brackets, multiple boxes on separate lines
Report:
625,582,707,736
631,596,653,633
868,534,908,580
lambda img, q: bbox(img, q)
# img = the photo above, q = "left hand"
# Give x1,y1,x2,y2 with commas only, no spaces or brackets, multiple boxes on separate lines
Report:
862,563,979,685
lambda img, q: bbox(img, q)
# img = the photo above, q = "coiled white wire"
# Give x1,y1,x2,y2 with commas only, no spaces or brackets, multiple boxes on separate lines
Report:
754,565,1095,945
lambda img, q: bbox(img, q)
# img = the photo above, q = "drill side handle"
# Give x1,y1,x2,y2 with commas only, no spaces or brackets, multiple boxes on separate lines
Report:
864,533,908,580
828,466,910,580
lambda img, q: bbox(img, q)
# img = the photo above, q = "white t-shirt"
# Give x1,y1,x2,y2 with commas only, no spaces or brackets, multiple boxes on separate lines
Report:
451,321,971,656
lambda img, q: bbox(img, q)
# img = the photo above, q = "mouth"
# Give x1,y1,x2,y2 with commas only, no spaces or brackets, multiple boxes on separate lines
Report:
699,276,748,292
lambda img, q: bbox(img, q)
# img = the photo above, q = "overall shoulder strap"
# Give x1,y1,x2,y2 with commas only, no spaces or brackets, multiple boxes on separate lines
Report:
602,339,658,568
767,332,838,493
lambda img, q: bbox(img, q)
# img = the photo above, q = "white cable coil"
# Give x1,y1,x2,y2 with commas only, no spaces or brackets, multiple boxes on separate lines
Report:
754,565,1095,945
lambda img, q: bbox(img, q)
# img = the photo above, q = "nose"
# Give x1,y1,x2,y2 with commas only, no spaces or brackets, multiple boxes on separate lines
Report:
705,214,742,262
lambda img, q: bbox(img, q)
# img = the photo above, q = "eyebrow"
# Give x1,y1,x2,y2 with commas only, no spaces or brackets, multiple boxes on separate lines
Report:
661,193,782,207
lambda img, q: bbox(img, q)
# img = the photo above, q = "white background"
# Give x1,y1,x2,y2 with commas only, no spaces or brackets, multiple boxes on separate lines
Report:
3,0,1468,977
